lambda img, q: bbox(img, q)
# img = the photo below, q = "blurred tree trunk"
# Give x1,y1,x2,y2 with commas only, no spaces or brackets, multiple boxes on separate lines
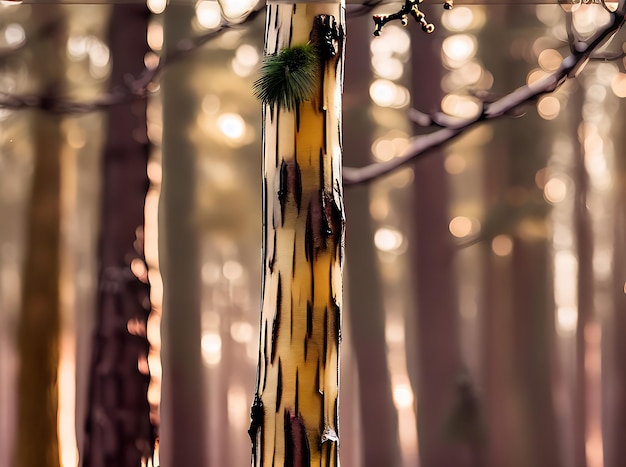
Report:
15,8,66,467
159,6,207,467
406,25,470,467
343,12,401,467
604,111,626,467
82,5,156,467
571,87,591,467
250,3,345,466
480,7,560,467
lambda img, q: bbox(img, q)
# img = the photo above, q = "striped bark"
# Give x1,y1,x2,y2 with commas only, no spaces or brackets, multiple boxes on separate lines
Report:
250,3,345,466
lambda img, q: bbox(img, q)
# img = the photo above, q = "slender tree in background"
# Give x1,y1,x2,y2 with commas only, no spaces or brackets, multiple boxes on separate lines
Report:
249,2,345,465
405,21,472,467
159,5,207,467
15,7,66,467
343,12,402,467
82,5,156,467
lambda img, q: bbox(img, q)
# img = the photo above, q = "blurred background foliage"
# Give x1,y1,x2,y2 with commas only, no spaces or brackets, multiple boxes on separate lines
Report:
0,1,625,467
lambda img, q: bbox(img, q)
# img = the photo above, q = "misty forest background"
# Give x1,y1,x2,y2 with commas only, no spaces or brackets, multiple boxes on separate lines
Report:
0,1,625,467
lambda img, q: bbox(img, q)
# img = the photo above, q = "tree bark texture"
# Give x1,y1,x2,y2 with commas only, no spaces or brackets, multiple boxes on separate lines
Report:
250,3,345,466
16,8,66,467
81,6,156,467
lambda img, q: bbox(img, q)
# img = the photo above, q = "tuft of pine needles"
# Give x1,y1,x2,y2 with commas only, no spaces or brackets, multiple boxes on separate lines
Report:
253,43,319,111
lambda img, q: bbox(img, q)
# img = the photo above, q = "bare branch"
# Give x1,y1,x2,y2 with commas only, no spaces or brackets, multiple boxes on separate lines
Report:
0,4,265,113
343,5,626,186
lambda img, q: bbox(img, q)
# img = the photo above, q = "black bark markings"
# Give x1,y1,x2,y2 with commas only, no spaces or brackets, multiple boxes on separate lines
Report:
263,321,268,393
274,113,280,168
295,370,300,413
278,160,289,226
323,307,328,369
249,395,265,460
276,358,283,412
306,301,313,338
295,102,301,132
304,335,308,362
271,272,282,364
269,229,277,274
284,410,310,467
314,365,320,397
278,159,304,228
331,293,341,345
322,108,328,155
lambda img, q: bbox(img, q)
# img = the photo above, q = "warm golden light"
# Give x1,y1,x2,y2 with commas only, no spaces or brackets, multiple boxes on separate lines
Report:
538,48,562,72
58,341,78,467
444,153,467,174
147,21,163,51
491,234,513,257
201,333,222,366
543,176,568,203
441,94,481,119
218,0,258,20
147,0,167,15
610,72,626,98
369,79,408,108
196,0,221,29
442,34,477,66
374,227,404,252
370,24,410,57
442,6,474,31
230,321,254,343
527,68,548,86
537,95,560,120
393,384,414,409
556,306,578,334
227,385,249,430
217,113,246,141
222,260,243,281
449,216,472,238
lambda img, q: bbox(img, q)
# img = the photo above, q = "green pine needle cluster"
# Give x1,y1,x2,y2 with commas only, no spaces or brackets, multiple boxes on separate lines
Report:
253,43,319,111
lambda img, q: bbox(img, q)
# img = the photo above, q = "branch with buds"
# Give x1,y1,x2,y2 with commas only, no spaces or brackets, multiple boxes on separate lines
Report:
372,0,454,35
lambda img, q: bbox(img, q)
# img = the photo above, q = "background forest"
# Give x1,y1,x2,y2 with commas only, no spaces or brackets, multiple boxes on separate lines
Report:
0,1,625,467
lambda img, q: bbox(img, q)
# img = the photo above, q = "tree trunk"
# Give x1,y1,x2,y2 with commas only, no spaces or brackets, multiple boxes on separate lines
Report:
343,12,401,467
250,2,345,466
407,24,470,467
159,5,207,466
16,8,66,467
82,5,156,467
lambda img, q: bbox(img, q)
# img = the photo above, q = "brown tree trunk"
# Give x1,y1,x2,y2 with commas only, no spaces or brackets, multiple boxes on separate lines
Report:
82,5,156,467
16,7,66,467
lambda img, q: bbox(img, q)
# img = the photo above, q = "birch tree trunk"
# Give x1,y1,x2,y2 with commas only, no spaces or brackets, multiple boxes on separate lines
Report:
250,2,345,466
